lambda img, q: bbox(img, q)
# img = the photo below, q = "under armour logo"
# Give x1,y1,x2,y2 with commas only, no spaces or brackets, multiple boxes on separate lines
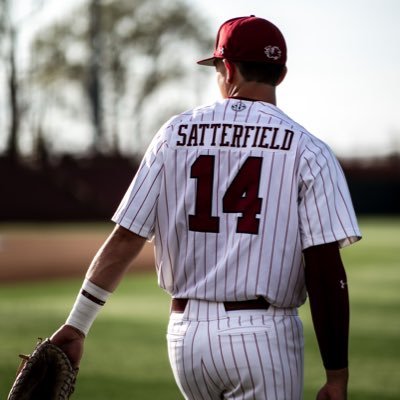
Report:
340,280,347,289
218,46,225,55
231,102,246,112
264,45,282,61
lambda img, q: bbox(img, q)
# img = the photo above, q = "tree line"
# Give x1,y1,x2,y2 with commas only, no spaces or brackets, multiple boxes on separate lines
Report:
0,0,212,162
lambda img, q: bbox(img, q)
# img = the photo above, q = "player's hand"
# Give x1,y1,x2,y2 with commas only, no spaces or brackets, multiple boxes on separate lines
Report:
50,324,85,368
316,368,348,400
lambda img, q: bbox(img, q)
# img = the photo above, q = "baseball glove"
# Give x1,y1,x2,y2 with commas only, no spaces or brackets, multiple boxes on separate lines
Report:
7,338,78,400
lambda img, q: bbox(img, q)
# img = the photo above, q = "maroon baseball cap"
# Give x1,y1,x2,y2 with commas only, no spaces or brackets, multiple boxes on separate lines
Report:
198,15,286,66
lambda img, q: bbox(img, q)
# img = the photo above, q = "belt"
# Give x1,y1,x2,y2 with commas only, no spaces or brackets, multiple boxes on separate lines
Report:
171,297,270,313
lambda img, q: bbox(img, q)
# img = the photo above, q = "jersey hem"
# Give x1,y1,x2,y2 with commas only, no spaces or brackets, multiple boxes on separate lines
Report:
302,230,361,250
111,217,153,240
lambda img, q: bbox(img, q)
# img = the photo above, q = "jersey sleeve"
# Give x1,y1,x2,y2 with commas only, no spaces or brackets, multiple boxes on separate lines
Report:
111,127,168,240
297,138,361,250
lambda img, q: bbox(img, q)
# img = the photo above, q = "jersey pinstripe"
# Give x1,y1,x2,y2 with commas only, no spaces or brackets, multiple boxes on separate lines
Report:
112,98,361,307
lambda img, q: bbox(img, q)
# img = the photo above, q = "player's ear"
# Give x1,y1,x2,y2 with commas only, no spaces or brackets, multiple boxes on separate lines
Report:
223,59,236,83
276,66,287,86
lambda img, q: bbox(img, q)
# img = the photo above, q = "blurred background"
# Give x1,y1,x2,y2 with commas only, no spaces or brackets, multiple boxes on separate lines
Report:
1,0,400,218
0,0,399,399
1,0,399,278
0,0,399,225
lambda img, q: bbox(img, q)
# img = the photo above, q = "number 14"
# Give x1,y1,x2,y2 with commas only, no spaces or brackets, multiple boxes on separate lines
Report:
188,155,263,235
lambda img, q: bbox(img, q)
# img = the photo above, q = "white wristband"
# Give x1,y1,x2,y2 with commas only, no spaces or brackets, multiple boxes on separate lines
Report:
66,279,111,336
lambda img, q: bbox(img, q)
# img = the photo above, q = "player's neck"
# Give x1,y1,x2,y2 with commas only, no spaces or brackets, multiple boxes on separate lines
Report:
226,82,277,105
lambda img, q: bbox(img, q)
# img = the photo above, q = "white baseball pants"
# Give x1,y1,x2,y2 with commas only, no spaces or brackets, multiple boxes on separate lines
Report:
167,299,304,400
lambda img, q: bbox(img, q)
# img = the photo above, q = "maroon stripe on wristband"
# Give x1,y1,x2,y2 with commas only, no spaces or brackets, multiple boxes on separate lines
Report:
81,289,106,306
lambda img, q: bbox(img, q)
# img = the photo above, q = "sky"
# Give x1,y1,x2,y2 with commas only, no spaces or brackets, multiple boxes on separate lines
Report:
8,0,400,157
187,0,400,157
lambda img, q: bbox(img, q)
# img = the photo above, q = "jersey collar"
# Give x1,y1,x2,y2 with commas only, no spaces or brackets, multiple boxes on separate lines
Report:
228,96,258,102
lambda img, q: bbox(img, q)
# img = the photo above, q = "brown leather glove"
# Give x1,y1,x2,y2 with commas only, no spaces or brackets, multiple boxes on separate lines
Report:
8,338,78,400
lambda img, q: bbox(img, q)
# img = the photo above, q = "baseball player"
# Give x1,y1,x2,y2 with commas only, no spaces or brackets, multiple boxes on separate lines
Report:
51,16,361,400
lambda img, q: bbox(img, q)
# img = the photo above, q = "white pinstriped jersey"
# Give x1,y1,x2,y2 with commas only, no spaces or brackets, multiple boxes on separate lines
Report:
112,98,361,307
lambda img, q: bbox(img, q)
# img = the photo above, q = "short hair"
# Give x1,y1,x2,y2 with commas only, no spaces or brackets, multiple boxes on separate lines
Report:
234,61,286,86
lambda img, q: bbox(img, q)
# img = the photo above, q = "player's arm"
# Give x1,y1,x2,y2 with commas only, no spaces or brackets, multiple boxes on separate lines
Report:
50,224,146,367
303,241,349,400
85,224,146,291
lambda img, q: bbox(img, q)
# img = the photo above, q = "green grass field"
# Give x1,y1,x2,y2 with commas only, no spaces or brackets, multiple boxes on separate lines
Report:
0,217,399,399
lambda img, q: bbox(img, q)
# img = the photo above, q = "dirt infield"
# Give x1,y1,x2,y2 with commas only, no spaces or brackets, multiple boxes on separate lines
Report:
0,225,155,283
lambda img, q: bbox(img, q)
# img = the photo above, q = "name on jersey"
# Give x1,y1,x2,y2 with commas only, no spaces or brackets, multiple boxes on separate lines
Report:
175,123,294,151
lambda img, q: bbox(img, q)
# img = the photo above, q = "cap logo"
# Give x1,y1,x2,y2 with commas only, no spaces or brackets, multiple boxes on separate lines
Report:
264,45,282,61
218,46,225,55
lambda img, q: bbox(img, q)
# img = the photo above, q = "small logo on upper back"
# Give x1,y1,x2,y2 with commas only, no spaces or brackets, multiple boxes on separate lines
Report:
231,101,246,112
264,45,282,61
